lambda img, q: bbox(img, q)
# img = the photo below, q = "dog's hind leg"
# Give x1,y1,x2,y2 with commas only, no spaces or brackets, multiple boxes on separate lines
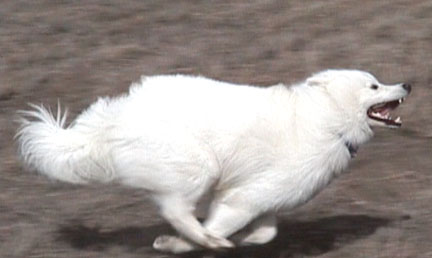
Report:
152,195,234,253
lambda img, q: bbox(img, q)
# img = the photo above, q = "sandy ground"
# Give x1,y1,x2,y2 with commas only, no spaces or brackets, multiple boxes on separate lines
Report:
1,1,431,257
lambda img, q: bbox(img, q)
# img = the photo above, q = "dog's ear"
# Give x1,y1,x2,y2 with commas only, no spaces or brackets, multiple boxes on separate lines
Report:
306,72,330,87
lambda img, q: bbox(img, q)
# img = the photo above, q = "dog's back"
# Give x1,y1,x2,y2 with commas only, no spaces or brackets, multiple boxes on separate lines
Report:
16,75,287,185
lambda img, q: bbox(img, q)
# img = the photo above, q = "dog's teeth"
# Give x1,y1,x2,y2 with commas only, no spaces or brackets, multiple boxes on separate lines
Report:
375,112,384,118
395,116,402,123
399,99,402,104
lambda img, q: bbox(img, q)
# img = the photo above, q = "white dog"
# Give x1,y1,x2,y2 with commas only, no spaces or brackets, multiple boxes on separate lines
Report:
16,70,411,253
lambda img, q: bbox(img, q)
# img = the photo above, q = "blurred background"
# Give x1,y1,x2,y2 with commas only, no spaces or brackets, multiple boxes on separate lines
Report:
0,1,431,257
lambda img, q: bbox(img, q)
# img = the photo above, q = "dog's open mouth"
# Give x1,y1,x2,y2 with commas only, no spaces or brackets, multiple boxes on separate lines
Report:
367,98,405,127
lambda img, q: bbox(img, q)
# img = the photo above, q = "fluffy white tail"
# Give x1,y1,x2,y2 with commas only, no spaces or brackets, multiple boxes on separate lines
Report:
16,104,111,184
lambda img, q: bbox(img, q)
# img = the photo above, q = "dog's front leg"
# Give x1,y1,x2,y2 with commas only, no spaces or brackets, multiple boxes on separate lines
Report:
152,195,234,253
153,195,260,253
231,213,277,245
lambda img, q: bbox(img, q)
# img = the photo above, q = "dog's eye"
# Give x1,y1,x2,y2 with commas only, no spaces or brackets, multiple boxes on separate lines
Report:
370,84,379,90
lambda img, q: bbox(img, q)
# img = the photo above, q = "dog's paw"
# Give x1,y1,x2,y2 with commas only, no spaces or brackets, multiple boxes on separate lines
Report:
153,233,234,253
153,235,197,253
202,232,235,250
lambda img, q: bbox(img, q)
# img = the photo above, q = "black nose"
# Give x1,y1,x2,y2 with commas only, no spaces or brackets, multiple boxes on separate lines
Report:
402,83,412,93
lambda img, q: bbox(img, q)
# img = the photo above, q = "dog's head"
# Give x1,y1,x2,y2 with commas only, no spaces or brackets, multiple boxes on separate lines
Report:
306,69,411,129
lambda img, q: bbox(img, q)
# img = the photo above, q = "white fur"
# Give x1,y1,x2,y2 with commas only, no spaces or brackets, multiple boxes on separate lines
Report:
16,70,410,253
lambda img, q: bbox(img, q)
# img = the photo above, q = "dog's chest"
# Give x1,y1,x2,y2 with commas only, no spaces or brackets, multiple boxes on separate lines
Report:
277,144,351,209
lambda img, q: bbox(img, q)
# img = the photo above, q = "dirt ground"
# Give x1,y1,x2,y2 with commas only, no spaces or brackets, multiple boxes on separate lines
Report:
1,0,431,257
